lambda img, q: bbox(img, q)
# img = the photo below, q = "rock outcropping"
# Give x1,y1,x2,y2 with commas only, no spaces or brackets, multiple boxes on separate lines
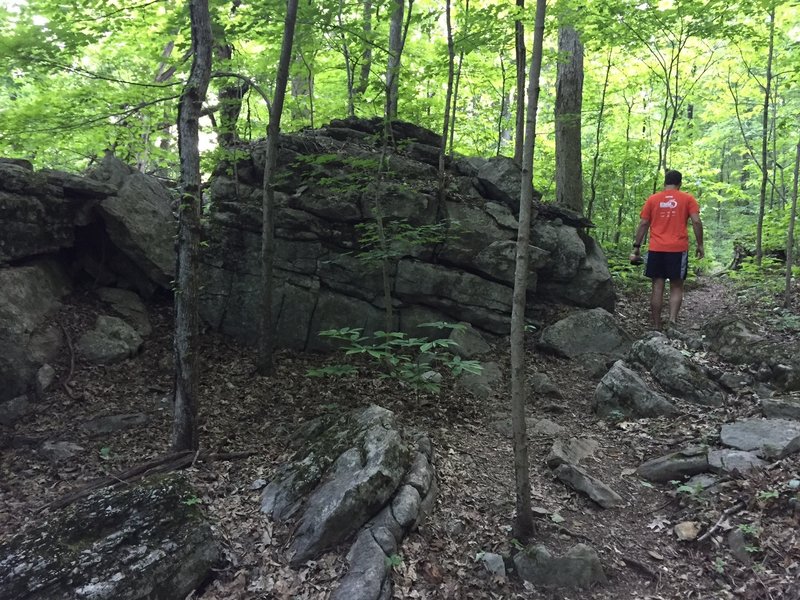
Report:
199,117,615,348
0,475,219,600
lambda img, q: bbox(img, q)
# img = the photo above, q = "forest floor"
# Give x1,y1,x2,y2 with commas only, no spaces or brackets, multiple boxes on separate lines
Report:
2,274,800,600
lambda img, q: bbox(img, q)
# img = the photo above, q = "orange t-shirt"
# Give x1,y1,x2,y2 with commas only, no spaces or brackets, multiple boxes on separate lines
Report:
640,189,700,252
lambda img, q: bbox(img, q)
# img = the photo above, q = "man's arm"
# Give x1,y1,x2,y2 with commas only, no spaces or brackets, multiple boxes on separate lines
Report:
630,218,650,261
690,213,704,259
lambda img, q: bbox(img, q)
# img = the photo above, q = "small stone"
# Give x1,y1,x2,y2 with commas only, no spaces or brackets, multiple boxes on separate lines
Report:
40,441,85,462
421,371,442,384
36,364,57,395
531,419,565,437
554,464,624,509
761,396,800,421
727,529,752,565
480,552,506,578
546,437,600,469
249,478,267,491
674,521,700,541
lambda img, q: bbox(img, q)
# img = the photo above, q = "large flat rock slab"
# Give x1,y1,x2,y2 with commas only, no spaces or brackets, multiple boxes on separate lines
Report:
720,419,800,459
0,475,219,600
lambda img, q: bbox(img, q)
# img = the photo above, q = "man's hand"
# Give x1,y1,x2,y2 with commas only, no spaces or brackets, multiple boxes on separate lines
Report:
695,244,705,259
630,248,643,265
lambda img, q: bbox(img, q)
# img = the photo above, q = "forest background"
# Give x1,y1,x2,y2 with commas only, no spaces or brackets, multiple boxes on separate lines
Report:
0,0,798,277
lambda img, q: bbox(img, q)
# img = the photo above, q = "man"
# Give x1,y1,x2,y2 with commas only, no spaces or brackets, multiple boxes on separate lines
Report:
630,170,704,330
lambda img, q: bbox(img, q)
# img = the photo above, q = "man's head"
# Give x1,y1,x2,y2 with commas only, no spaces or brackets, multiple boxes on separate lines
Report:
665,170,682,187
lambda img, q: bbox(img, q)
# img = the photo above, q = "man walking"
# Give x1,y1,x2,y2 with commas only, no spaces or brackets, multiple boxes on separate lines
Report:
630,170,704,330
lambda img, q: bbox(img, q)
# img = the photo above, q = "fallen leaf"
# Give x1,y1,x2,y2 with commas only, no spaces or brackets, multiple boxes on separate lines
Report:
648,515,670,531
648,550,665,561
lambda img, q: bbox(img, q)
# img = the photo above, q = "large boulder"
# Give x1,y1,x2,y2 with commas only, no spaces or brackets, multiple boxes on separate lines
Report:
593,360,676,419
0,161,114,264
198,120,615,349
0,475,220,600
539,308,632,359
629,335,725,406
261,406,425,565
0,261,69,405
513,544,607,589
703,316,800,392
91,154,176,289
77,315,143,364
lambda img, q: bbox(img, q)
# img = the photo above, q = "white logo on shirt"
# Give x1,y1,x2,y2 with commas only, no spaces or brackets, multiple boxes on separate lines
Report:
659,199,678,209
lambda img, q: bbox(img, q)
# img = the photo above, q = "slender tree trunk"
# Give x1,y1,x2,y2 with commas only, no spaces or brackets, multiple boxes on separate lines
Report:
172,0,212,452
448,0,469,154
355,0,373,95
337,0,356,117
554,24,584,214
257,0,298,375
513,0,525,164
510,0,545,542
386,0,404,120
785,137,800,308
497,55,509,157
439,0,455,205
587,49,611,222
756,6,775,266
614,93,633,245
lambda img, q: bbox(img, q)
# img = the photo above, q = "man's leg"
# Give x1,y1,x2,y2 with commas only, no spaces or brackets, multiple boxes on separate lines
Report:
651,278,665,330
668,279,684,324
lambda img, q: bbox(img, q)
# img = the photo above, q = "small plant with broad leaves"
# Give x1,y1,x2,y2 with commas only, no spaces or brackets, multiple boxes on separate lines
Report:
307,322,482,394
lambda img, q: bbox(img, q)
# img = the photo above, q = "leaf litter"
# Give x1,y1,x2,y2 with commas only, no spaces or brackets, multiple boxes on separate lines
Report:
0,278,799,599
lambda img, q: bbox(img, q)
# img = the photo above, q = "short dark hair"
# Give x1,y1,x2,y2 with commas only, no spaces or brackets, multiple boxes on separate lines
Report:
665,170,682,186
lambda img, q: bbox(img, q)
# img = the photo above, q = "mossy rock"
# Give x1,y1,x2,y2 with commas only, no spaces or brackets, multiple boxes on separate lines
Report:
0,474,219,600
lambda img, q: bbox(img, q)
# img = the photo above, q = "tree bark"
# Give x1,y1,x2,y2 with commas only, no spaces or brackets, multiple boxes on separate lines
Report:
554,24,584,214
337,0,356,117
756,5,775,266
257,0,299,375
587,49,611,222
448,0,469,154
386,0,404,120
439,0,455,203
510,0,545,542
513,0,525,164
355,0,373,95
173,0,212,452
785,137,800,308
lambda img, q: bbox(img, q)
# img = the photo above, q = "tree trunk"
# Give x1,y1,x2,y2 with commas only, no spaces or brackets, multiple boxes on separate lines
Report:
614,93,633,246
448,0,469,154
386,0,404,120
554,24,584,214
785,137,800,308
513,0,525,164
439,0,455,204
257,0,298,375
756,5,775,266
587,49,611,222
497,55,509,156
338,0,356,117
355,0,373,95
172,0,212,452
510,0,545,542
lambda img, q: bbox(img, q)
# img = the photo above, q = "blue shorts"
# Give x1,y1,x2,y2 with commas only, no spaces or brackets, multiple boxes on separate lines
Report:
645,251,688,281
